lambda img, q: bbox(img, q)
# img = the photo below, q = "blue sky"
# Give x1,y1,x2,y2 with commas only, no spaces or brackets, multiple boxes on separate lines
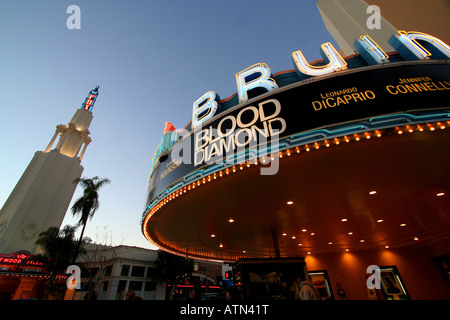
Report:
0,0,339,250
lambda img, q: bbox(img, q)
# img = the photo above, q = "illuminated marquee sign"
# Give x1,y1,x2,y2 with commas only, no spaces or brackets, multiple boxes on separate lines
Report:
292,42,348,79
144,30,450,211
194,99,285,165
0,251,31,264
145,61,450,205
390,31,450,60
236,63,278,103
84,94,96,110
191,31,450,129
0,250,44,273
81,85,100,112
354,35,389,65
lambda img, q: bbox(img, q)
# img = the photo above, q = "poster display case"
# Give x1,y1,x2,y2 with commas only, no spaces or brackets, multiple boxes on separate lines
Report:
308,270,334,300
435,254,450,286
379,266,410,300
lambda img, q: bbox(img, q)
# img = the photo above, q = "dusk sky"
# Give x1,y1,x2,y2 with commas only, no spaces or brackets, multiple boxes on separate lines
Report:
0,1,340,250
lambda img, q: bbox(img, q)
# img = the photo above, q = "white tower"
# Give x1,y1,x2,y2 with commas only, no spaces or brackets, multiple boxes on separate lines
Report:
0,86,100,254
316,0,398,56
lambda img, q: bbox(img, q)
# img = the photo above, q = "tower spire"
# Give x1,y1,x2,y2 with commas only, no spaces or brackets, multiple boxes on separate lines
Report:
81,85,100,112
44,86,99,159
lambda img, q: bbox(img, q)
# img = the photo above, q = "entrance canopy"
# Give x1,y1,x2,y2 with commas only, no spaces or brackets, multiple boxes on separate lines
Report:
143,125,450,262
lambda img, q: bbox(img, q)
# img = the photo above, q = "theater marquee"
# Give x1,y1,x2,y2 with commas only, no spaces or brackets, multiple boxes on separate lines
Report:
142,30,450,231
145,62,450,206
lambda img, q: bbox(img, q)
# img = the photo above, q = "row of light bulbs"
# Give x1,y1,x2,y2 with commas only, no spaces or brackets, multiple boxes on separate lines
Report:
213,191,446,255
280,222,422,253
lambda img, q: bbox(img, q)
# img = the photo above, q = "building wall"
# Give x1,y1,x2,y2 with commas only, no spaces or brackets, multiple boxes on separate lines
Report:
69,245,163,300
316,0,450,56
71,245,226,300
367,0,450,44
316,0,398,56
0,150,83,254
305,245,450,300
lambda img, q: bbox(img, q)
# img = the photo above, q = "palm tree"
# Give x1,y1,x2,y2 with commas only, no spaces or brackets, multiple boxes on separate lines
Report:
71,176,110,264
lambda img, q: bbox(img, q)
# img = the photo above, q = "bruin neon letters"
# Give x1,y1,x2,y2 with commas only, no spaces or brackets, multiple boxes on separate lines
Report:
389,31,450,60
191,31,450,129
192,91,220,128
292,42,348,79
236,63,278,103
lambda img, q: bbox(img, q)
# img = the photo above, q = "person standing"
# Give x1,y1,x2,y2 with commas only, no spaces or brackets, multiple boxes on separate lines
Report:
125,290,143,300
296,277,320,300
187,285,201,301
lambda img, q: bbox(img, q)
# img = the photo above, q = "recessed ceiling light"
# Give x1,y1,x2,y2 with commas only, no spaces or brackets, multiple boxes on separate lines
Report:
301,229,307,232
414,237,419,241
328,242,333,245
298,243,303,246
310,232,315,236
282,233,287,236
369,191,377,195
287,201,294,205
385,245,389,249
436,192,445,197
345,249,349,252
291,236,296,239
400,223,407,227
219,243,223,248
377,219,384,223
348,232,353,235
341,218,348,222
360,239,365,243
210,234,216,238
228,218,234,223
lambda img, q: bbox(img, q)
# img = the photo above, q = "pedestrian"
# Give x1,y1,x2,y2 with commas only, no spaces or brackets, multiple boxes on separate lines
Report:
296,277,320,300
125,290,143,300
187,285,201,301
226,286,242,301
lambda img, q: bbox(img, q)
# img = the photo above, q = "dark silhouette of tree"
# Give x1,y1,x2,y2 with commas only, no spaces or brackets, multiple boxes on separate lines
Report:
70,176,110,264
153,250,194,299
34,225,87,299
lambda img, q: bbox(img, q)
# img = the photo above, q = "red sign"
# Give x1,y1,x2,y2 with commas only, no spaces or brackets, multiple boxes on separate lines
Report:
0,251,43,267
163,121,177,134
84,94,96,110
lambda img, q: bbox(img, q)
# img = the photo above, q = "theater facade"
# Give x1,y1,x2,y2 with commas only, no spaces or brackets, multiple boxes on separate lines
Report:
141,31,450,300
